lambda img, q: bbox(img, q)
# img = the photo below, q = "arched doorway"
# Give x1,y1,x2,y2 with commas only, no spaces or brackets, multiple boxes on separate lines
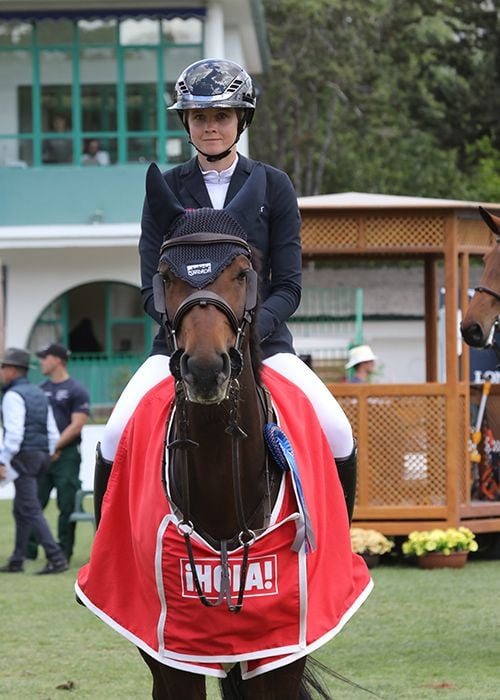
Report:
27,281,156,409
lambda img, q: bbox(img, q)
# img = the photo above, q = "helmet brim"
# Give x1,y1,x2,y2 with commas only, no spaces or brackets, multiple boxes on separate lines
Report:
168,96,255,111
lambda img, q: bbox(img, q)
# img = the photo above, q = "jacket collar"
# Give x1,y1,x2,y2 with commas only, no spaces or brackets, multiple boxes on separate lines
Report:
178,154,254,208
2,376,29,394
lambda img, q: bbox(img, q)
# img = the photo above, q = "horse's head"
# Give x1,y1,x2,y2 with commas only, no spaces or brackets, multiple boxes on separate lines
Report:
146,163,265,404
461,207,500,348
156,212,258,403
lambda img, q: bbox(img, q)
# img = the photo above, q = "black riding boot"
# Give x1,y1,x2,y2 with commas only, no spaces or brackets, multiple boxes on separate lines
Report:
94,442,113,529
335,441,357,525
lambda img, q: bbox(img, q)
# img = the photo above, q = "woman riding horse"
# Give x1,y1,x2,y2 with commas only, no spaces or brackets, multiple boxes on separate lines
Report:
96,58,357,526
76,177,372,698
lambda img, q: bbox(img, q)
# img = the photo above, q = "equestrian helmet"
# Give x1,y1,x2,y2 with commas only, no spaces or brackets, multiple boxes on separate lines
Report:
169,58,256,135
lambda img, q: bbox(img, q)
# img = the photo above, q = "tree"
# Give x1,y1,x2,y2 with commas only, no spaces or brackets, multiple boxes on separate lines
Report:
251,0,500,199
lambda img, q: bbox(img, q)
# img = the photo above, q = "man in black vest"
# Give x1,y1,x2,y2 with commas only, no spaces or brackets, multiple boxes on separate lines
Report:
0,348,68,574
33,342,90,562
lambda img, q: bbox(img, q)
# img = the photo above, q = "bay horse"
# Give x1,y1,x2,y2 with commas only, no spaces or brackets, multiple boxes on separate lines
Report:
76,164,372,699
461,207,500,351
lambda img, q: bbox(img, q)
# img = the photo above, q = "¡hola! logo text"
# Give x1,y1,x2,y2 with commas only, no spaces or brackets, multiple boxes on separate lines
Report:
180,555,278,599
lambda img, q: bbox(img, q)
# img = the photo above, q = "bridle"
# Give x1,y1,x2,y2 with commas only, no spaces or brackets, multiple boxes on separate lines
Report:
472,235,500,355
165,380,274,614
155,231,272,613
153,232,258,381
473,285,500,303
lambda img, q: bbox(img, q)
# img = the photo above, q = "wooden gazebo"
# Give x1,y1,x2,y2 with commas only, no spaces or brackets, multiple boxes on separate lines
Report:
298,192,500,535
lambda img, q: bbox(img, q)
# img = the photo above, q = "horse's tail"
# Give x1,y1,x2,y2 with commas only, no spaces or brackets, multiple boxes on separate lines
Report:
219,658,380,699
219,662,326,700
302,657,381,698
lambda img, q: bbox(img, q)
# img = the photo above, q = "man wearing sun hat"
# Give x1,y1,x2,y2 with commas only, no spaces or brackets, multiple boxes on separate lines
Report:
345,344,378,383
0,347,68,574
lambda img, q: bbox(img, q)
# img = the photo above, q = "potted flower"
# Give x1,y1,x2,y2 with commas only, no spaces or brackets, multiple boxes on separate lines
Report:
402,527,478,569
350,528,394,568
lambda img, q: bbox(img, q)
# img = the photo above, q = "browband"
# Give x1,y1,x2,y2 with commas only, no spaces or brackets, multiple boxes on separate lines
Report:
160,232,251,256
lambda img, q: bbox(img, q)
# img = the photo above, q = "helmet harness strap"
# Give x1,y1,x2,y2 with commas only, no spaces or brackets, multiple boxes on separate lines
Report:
188,137,239,163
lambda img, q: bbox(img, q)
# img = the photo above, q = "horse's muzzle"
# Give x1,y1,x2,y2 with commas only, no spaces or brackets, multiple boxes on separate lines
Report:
176,351,232,404
461,321,492,348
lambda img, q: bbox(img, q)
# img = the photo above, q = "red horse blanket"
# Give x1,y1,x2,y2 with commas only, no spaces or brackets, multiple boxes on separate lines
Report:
76,367,372,679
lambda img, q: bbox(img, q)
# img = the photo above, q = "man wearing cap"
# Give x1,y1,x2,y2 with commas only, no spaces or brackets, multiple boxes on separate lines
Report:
345,345,378,383
0,347,68,574
30,343,90,563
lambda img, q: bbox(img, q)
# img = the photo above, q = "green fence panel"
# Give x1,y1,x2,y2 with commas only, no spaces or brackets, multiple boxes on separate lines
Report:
29,353,146,408
288,287,364,382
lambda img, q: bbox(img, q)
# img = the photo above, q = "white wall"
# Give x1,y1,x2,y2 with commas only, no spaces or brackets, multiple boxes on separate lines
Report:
360,319,426,383
1,246,139,347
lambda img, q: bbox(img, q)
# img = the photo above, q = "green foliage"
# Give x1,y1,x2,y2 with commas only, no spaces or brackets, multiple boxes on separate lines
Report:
464,136,500,202
253,0,500,199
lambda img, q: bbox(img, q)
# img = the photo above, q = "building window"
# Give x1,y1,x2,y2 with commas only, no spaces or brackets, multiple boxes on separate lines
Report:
0,16,202,167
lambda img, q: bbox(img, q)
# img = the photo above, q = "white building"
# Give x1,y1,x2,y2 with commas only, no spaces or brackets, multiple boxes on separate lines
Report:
0,1,269,404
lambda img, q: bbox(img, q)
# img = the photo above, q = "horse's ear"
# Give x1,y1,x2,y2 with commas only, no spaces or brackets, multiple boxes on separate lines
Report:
479,206,500,236
146,163,185,236
225,163,267,234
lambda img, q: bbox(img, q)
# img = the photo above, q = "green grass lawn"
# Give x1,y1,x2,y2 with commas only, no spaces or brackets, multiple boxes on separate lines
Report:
0,498,499,699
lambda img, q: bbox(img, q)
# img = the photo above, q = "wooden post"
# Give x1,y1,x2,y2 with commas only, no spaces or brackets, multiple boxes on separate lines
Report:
0,262,4,353
424,256,438,382
459,253,470,384
443,213,460,526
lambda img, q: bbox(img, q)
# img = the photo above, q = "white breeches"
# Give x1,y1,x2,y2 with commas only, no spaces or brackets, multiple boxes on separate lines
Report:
100,352,354,462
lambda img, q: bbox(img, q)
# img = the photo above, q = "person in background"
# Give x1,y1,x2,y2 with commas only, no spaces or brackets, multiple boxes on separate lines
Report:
42,114,72,164
345,345,377,383
97,58,358,525
29,343,90,563
69,317,102,353
0,348,67,574
82,138,110,166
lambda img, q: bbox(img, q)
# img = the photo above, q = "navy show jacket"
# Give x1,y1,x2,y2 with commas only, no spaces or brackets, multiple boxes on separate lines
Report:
139,154,302,359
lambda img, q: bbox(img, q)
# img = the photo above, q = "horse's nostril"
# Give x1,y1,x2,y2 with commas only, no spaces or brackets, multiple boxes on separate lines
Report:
461,323,485,347
217,353,231,386
179,352,190,377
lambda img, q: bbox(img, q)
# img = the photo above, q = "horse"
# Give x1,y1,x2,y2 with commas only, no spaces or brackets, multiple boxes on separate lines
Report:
461,207,500,350
76,164,372,699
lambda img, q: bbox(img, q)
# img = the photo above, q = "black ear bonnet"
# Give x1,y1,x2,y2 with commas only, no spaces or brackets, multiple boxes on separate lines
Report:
146,162,266,289
159,208,251,288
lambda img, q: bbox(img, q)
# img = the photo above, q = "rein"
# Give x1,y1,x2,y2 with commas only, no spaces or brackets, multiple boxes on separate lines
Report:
166,379,274,613
157,233,272,612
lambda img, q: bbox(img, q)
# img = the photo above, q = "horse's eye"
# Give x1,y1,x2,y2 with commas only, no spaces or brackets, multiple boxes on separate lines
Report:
237,269,250,282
